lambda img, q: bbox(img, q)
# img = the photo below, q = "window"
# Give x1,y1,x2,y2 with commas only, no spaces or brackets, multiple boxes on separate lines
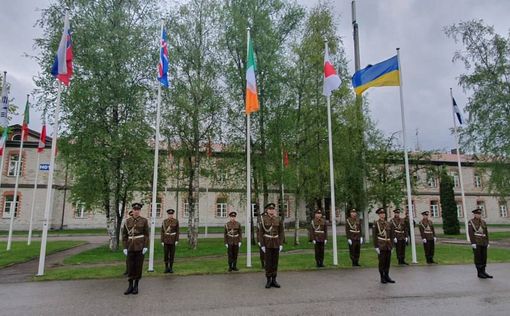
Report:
183,201,190,217
11,134,22,141
405,200,416,218
74,202,87,219
278,198,290,217
2,195,20,219
251,203,257,217
476,201,486,218
456,201,463,218
450,172,460,188
499,202,508,218
427,176,437,188
8,153,24,176
149,197,162,218
430,200,440,218
474,174,482,188
216,198,227,218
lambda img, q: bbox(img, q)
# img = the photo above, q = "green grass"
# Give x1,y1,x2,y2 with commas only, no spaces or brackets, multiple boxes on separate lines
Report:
440,231,510,241
0,240,86,268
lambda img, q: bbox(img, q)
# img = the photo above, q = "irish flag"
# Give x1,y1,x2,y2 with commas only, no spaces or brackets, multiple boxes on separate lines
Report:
323,45,341,97
37,125,46,153
245,35,259,114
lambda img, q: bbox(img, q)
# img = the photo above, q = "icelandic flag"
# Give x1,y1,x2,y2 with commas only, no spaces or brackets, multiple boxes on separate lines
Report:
158,28,169,88
51,11,73,86
452,97,463,125
323,44,341,97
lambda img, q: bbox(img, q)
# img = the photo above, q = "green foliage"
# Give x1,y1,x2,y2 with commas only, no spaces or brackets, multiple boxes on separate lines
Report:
0,240,85,268
440,169,460,235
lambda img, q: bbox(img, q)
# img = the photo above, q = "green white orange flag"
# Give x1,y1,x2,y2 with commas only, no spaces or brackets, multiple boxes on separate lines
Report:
245,35,259,114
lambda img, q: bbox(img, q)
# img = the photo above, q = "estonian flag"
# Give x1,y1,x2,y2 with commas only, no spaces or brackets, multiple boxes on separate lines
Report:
452,97,463,125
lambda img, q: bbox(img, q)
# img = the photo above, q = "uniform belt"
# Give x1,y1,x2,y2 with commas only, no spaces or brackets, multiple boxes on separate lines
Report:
264,234,279,238
314,231,324,233
227,234,239,237
395,230,404,233
474,233,486,237
377,237,389,241
128,235,144,239
424,231,433,234
165,232,177,235
349,230,360,233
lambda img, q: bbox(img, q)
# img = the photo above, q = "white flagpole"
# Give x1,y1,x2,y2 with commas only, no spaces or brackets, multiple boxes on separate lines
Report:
0,71,8,190
27,153,41,245
450,88,470,241
325,40,338,266
397,48,417,264
245,27,253,268
6,94,30,250
37,82,62,276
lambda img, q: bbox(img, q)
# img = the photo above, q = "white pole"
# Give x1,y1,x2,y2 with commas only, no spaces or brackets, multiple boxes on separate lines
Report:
0,154,5,202
204,185,208,237
0,72,8,207
397,48,417,264
450,88,470,241
37,82,62,276
245,27,253,268
326,94,339,266
27,153,41,245
6,99,28,251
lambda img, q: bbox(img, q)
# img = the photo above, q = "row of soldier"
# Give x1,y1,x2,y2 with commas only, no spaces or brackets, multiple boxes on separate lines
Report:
120,202,494,294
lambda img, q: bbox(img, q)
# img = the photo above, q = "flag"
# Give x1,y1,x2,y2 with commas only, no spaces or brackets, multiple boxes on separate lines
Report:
37,125,46,153
352,55,400,95
0,73,8,128
22,97,30,141
323,45,341,97
283,149,289,167
245,36,259,114
0,127,7,156
206,138,213,157
158,27,169,88
51,11,73,86
452,97,463,125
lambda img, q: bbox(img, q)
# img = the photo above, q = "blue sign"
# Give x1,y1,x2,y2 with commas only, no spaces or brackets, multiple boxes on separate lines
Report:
39,163,50,171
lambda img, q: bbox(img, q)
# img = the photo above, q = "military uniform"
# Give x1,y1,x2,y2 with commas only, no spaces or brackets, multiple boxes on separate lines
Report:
161,209,179,273
258,203,284,288
373,208,395,284
345,210,362,266
390,209,409,265
257,209,267,269
309,210,328,267
468,208,493,279
418,211,437,264
122,203,149,295
224,211,242,271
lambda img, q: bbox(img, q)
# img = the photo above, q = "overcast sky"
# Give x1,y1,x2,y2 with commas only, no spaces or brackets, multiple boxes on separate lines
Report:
1,0,509,151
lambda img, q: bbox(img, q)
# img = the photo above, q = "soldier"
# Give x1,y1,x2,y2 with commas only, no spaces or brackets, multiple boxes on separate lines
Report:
468,208,493,279
258,203,284,289
224,211,242,271
418,211,437,264
122,202,149,295
345,208,363,266
122,210,133,276
373,208,395,284
390,209,409,265
161,208,179,273
309,209,328,267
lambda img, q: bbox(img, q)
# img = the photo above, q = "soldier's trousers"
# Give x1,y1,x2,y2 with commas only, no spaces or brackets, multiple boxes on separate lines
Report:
423,239,435,261
349,240,361,263
395,240,406,262
314,242,325,264
259,247,265,268
473,245,487,267
264,248,280,277
164,244,176,266
127,250,144,280
228,244,239,266
378,249,391,274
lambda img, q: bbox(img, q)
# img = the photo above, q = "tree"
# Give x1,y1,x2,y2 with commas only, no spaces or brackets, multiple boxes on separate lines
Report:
445,20,510,197
440,169,460,235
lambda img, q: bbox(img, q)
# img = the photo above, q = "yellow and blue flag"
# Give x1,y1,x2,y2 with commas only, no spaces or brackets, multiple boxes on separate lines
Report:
352,55,400,95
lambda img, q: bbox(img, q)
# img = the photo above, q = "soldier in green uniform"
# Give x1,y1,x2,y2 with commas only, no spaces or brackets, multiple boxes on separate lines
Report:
309,209,328,267
373,208,395,284
345,208,363,266
122,202,149,295
468,208,493,279
418,211,437,264
161,208,179,273
390,209,409,265
258,203,284,289
224,211,242,271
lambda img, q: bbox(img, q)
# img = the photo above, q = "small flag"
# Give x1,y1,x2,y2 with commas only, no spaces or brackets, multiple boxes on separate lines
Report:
157,27,169,88
22,96,30,141
283,150,289,167
0,73,8,128
245,35,259,114
323,45,341,97
51,11,73,86
352,55,400,95
452,97,463,125
37,125,46,153
206,138,213,157
0,127,8,156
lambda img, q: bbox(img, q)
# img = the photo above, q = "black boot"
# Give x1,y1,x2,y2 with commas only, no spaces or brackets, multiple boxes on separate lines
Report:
228,262,233,272
317,261,321,268
354,260,360,267
379,271,387,284
271,276,281,288
482,266,493,279
385,272,396,283
265,277,272,289
132,280,139,294
164,263,170,273
124,280,133,295
232,261,239,271
320,260,325,267
402,260,409,265
169,264,174,273
477,265,487,279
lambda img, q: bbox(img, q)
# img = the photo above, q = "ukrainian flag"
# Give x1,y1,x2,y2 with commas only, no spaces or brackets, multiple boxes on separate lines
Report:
352,55,400,95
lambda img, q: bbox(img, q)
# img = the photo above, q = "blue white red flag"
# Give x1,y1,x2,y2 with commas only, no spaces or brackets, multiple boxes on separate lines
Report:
51,11,73,86
158,28,169,88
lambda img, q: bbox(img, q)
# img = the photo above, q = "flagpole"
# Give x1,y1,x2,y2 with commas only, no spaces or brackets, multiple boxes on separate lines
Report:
450,88,470,241
397,48,417,264
37,82,62,276
245,27,253,268
27,153,41,245
0,71,8,190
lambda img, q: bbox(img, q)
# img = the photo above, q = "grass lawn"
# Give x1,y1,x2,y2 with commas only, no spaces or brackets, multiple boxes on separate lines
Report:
439,231,510,241
0,240,86,268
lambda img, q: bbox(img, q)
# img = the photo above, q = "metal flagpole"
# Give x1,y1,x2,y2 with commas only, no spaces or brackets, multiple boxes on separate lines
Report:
37,82,62,276
0,71,9,196
27,153,41,245
450,88,470,241
6,95,30,250
397,48,417,263
245,27,253,268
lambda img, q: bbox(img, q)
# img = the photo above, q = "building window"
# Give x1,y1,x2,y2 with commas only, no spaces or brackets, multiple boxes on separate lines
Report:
149,197,162,218
499,202,508,218
456,201,463,218
427,175,437,188
450,172,460,188
278,198,290,217
405,200,416,218
251,203,257,217
2,195,20,219
216,198,227,218
476,201,486,218
430,200,440,218
8,153,24,177
11,134,22,141
474,174,482,188
74,202,88,219
183,201,190,217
